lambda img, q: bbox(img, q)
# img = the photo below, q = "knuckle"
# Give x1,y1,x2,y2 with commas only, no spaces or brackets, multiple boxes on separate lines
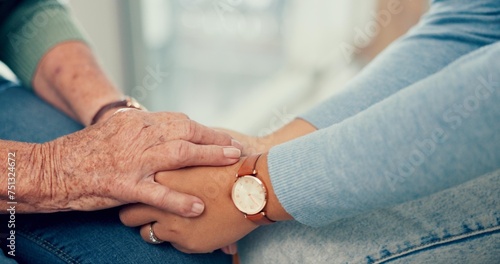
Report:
155,186,192,216
154,123,169,137
150,187,172,207
158,189,194,217
184,120,197,140
156,190,174,209
171,141,191,165
174,112,190,120
161,112,189,121
177,141,192,163
213,131,231,144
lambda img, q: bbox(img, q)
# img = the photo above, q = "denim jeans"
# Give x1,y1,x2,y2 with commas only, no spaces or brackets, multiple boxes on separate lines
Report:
0,83,231,264
239,170,500,263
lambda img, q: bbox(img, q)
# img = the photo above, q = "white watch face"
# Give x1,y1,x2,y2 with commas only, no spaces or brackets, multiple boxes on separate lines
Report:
232,176,267,215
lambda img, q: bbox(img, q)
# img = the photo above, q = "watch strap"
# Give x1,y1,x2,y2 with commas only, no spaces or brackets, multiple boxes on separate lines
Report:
237,154,261,176
246,212,275,225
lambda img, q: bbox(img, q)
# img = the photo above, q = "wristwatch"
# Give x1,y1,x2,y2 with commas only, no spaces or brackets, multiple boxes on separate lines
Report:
231,154,275,225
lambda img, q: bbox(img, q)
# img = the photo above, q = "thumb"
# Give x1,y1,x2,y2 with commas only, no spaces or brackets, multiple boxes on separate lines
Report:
134,181,205,217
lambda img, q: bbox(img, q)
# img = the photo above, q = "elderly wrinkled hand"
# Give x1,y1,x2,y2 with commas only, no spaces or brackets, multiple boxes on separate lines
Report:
27,109,241,216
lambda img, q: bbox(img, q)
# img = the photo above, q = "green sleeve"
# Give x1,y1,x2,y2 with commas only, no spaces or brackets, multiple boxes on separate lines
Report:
0,0,87,88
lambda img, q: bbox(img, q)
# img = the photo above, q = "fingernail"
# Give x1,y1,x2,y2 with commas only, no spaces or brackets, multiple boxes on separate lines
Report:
228,244,237,255
191,202,204,215
231,139,243,150
223,147,241,159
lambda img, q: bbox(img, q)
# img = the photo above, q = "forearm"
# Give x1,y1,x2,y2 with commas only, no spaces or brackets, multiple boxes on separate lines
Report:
0,0,123,126
33,41,123,126
0,140,56,213
268,44,500,227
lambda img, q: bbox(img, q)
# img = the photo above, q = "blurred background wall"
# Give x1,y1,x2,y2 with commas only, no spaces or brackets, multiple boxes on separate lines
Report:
68,0,126,90
67,0,427,134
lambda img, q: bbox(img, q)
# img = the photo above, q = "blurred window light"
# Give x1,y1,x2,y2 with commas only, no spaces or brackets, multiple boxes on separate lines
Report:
124,0,411,134
141,0,172,49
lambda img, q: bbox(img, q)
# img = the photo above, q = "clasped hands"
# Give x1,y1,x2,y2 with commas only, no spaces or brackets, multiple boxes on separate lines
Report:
119,129,270,254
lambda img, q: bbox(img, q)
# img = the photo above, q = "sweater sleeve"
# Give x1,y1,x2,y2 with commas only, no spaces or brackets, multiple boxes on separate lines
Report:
0,0,87,88
268,41,500,227
301,0,500,129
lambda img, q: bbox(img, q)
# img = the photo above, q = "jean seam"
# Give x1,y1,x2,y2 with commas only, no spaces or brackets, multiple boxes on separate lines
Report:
17,229,80,264
369,223,500,264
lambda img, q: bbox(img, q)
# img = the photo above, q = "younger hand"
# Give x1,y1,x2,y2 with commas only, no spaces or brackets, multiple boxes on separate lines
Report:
119,161,258,253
